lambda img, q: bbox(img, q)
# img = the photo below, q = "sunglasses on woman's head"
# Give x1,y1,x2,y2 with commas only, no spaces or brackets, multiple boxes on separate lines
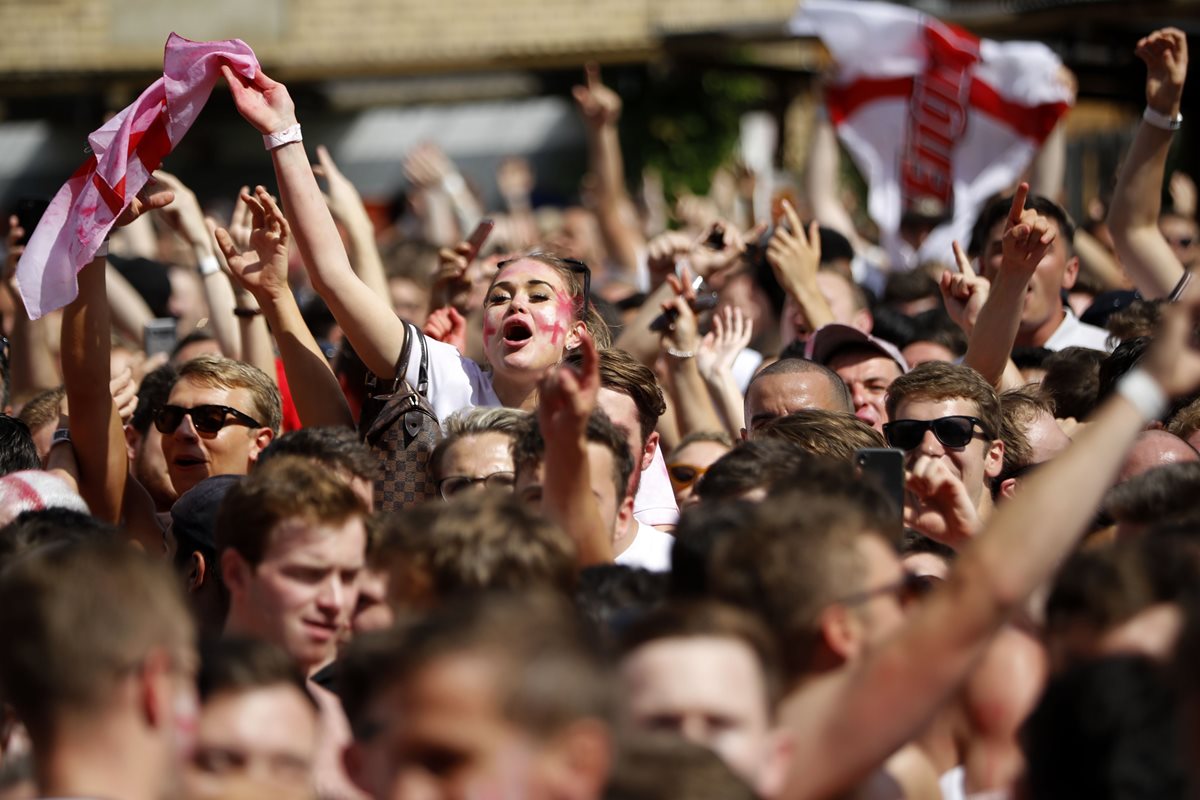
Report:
154,404,264,436
563,258,592,315
883,415,989,451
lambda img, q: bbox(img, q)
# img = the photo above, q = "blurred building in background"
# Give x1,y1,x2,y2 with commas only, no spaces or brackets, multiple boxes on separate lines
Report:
0,0,1195,221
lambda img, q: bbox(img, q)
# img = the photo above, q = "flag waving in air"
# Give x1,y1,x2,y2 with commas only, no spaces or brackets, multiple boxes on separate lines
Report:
16,33,260,319
791,0,1074,269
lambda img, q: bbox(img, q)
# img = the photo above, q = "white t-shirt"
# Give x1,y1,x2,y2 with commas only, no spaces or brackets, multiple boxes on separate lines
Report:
1042,309,1111,352
615,520,675,572
409,337,679,526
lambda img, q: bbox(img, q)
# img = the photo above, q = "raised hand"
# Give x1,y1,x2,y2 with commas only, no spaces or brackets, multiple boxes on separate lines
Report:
903,455,982,549
403,143,455,190
424,306,467,354
109,366,139,427
1140,282,1200,398
572,62,621,129
690,220,748,284
1000,183,1055,281
226,187,254,252
659,271,701,357
114,184,174,229
697,305,753,381
213,186,291,302
153,171,212,251
221,65,297,136
1170,171,1197,219
766,199,822,296
939,241,991,335
538,328,599,441
312,145,366,226
1136,27,1188,116
646,230,693,284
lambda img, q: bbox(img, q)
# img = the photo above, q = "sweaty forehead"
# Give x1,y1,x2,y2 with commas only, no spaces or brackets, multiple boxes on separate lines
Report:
169,375,240,406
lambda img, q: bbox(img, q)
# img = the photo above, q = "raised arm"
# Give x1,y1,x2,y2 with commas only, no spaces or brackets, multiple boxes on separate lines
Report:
61,189,173,523
1107,27,1189,299
805,104,871,254
313,144,390,301
572,63,645,278
785,283,1200,799
659,275,726,438
155,170,241,358
538,330,614,565
3,217,60,401
767,201,836,333
962,185,1052,389
215,187,353,430
695,305,754,436
222,65,406,379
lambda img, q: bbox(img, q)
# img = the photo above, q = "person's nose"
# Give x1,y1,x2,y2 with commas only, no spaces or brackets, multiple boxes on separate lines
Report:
174,412,200,441
918,427,944,457
316,575,346,617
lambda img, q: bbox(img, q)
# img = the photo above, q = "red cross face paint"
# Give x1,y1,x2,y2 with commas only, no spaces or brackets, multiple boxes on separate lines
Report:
482,259,579,378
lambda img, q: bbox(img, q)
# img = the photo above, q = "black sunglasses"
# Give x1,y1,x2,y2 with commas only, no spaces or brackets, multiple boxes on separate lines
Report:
154,404,264,436
883,415,989,451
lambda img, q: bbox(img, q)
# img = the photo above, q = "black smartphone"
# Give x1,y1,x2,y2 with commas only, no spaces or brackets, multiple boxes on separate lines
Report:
14,197,49,246
855,447,905,520
648,292,719,333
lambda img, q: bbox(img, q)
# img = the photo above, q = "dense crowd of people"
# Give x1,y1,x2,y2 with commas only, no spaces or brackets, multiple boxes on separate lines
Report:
0,20,1198,800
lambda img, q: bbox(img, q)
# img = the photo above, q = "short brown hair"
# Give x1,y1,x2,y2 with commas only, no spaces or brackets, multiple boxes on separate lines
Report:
565,347,666,446
1167,397,1200,443
339,592,613,741
216,455,368,568
0,540,194,740
885,360,1001,441
511,409,634,504
16,386,65,431
197,637,314,709
371,491,577,609
709,490,900,677
177,355,283,435
430,407,528,482
754,409,886,461
997,386,1048,477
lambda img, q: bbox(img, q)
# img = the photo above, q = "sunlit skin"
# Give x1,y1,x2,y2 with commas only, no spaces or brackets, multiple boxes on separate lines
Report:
891,397,1003,509
744,372,848,435
901,341,957,368
223,517,366,676
185,686,318,800
433,432,516,492
620,637,777,789
828,351,902,433
160,379,272,496
981,216,1078,348
481,260,585,409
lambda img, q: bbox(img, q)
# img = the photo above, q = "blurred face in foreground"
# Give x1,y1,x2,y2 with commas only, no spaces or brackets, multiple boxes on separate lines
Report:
185,685,318,800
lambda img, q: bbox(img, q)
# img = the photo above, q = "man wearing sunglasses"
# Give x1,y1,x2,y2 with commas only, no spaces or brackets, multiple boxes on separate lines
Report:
159,355,282,496
884,361,1004,546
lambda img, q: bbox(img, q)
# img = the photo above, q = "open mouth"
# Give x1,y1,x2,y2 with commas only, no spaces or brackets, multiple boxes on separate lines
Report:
503,319,533,344
174,456,206,469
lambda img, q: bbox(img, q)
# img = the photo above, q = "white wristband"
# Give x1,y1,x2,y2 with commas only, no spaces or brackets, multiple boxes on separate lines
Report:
440,172,466,195
1116,369,1168,422
263,123,303,150
197,254,221,276
1143,106,1183,131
